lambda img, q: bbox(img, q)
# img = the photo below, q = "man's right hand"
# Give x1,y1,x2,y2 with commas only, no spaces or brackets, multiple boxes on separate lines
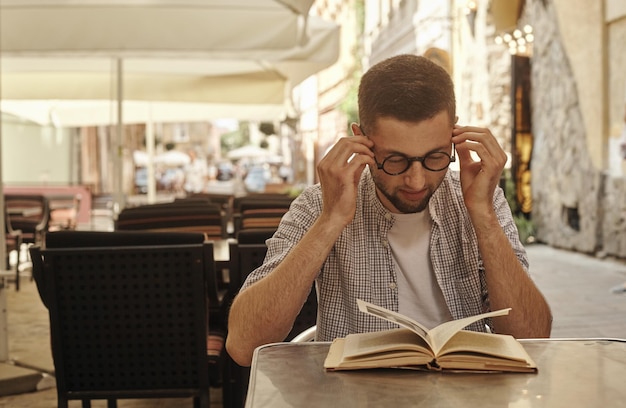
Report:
316,132,374,228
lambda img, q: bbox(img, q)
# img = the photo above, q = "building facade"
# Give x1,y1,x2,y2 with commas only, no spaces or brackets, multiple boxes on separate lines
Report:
307,0,626,259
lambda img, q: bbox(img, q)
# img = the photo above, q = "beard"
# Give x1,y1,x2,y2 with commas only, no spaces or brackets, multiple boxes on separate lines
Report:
372,173,435,214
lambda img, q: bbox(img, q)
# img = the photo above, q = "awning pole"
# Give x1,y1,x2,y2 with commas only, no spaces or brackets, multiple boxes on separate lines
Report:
146,113,156,203
114,58,125,213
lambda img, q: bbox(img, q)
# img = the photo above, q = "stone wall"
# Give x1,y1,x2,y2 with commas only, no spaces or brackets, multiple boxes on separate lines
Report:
602,177,626,256
527,0,626,258
362,0,626,259
454,0,512,153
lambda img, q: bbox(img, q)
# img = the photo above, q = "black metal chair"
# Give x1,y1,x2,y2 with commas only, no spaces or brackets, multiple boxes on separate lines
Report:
30,230,213,408
222,228,317,408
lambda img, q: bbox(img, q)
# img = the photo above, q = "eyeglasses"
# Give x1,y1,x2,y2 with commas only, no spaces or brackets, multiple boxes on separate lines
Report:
374,149,456,175
358,126,456,175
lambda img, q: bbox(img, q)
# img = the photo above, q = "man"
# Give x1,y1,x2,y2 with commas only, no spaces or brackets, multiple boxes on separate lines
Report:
183,148,208,194
226,54,552,366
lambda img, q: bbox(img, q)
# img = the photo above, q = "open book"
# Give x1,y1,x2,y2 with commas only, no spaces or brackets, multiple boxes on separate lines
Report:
323,299,537,373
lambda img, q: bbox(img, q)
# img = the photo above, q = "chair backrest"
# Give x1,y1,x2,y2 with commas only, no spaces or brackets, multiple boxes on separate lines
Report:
30,231,211,407
290,325,317,342
232,194,293,213
48,194,82,231
42,230,223,329
237,199,293,213
229,236,317,341
232,195,293,235
240,208,288,230
45,229,206,248
222,237,317,408
115,202,226,239
180,193,235,236
235,228,276,245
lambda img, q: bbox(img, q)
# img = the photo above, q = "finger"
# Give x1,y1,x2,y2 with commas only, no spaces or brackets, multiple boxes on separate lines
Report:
453,126,500,152
326,136,374,160
318,138,375,177
320,150,370,177
454,141,487,162
453,127,506,164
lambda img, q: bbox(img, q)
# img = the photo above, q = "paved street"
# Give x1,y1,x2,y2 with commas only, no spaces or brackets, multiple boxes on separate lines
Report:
1,243,625,407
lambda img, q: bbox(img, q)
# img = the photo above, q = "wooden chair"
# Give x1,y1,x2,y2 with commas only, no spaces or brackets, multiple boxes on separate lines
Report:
48,194,82,231
30,231,215,408
232,194,293,212
232,196,293,236
5,194,51,246
116,201,227,239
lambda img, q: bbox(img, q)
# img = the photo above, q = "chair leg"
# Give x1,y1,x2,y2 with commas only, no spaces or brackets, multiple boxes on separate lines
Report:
57,395,69,408
15,267,20,291
14,251,20,291
107,399,118,408
194,392,210,408
81,399,91,408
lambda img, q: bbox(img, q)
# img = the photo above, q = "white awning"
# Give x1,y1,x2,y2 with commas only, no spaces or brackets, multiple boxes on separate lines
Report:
0,0,340,126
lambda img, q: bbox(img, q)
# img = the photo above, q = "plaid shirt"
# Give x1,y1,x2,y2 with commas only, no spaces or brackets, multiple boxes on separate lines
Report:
242,169,529,342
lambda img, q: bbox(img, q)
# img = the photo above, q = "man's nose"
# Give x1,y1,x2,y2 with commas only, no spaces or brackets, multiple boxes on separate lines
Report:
403,161,427,189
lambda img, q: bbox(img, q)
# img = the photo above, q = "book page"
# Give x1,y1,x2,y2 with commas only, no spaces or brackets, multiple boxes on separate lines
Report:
357,299,511,355
342,328,433,359
356,299,431,347
438,330,533,363
427,308,511,355
323,334,434,370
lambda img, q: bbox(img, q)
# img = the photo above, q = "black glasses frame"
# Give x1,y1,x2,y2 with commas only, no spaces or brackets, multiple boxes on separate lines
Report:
374,150,456,175
359,126,456,175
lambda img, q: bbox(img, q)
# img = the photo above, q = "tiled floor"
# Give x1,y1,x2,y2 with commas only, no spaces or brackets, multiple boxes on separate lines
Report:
1,243,625,407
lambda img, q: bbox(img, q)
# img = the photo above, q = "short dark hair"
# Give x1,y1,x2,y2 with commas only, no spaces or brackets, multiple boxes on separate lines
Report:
357,54,456,135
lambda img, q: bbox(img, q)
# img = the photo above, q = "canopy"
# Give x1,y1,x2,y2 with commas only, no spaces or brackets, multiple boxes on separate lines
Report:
0,0,340,126
227,144,275,160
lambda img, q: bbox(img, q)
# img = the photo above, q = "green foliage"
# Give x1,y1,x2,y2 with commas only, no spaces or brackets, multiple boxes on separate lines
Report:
221,121,249,152
339,81,359,131
338,0,365,135
503,169,536,244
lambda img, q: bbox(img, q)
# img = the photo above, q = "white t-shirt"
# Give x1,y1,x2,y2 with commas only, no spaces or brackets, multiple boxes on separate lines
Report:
387,211,452,329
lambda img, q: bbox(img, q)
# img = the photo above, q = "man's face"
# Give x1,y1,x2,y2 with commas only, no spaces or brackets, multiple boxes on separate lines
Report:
363,111,454,214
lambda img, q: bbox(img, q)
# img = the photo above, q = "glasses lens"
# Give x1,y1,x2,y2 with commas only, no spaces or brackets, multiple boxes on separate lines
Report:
382,155,410,175
423,152,451,171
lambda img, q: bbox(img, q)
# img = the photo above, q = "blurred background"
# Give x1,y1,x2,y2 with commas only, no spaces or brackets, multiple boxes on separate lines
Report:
2,0,626,259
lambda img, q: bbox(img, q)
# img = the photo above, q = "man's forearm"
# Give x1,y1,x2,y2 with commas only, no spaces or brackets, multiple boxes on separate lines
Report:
474,214,552,338
226,216,342,366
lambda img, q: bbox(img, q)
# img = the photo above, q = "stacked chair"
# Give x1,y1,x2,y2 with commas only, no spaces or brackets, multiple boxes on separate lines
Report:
232,194,294,237
116,199,231,341
30,230,229,408
115,199,227,240
187,193,234,227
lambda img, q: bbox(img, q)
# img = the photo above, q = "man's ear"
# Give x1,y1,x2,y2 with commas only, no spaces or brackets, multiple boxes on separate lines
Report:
350,123,363,136
455,115,459,125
